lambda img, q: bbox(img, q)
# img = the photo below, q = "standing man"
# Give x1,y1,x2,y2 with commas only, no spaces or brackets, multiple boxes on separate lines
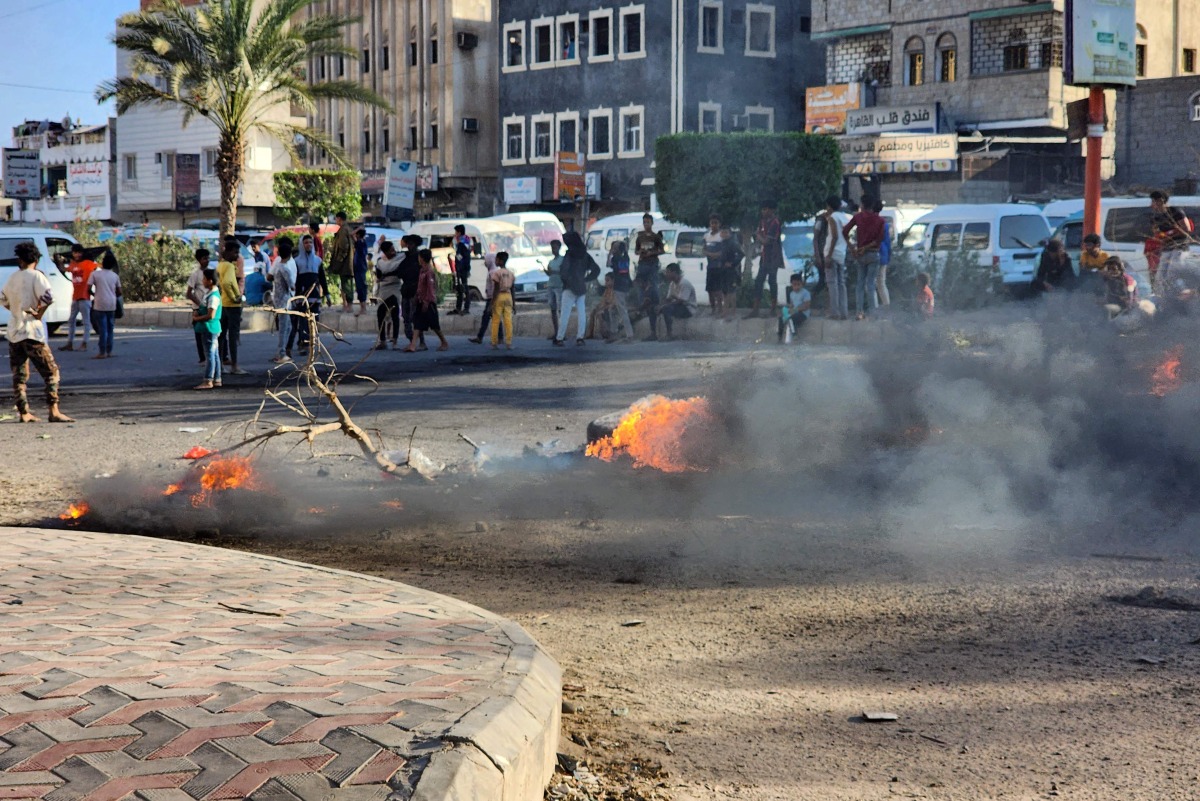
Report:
488,252,516,350
216,240,247,374
267,236,297,364
633,213,665,340
554,231,601,346
0,242,73,422
60,244,96,351
291,234,327,356
842,195,885,320
352,226,369,316
703,215,724,318
186,248,211,363
545,239,564,337
451,224,473,315
718,224,743,321
656,263,697,340
373,238,404,350
87,253,122,359
308,220,325,260
820,195,849,321
328,212,355,313
750,200,783,318
399,235,426,350
1150,190,1193,295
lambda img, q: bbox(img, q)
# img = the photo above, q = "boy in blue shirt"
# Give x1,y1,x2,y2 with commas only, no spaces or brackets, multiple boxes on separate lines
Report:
778,273,811,343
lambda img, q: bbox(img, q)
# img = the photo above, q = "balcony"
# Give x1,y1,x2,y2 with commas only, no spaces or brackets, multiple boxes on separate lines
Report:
21,193,113,225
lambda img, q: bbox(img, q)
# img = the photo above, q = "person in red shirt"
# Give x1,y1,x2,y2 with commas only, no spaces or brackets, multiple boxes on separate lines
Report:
307,221,325,260
842,197,887,320
61,244,97,351
916,272,935,319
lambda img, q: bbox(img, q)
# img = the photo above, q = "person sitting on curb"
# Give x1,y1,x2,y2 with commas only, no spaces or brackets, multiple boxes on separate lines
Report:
778,272,811,344
656,263,697,341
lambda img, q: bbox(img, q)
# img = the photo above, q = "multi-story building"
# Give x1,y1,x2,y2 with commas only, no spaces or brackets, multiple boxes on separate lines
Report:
303,0,500,220
812,0,1199,204
497,0,824,220
10,119,117,224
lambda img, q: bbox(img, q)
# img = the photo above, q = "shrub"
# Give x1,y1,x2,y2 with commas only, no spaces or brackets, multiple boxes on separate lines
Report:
110,236,192,302
886,248,1001,312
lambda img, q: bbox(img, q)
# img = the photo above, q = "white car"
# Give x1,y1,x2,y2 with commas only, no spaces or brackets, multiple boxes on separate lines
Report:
0,227,81,336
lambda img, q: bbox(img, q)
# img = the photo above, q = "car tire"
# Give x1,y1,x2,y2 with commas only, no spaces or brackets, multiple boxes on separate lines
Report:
46,322,62,335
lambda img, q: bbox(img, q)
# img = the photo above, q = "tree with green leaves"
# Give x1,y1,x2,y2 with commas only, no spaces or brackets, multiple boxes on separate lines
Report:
655,132,843,229
273,169,361,224
97,0,389,237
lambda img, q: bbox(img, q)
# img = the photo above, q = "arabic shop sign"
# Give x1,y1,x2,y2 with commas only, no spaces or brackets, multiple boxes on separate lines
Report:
846,104,938,136
1065,0,1137,87
838,134,958,174
805,83,862,134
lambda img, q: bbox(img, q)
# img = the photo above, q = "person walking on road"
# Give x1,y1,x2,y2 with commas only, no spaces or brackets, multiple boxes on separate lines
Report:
61,244,96,352
451,224,473,315
328,211,355,313
87,252,122,359
0,242,74,422
545,239,564,338
554,231,601,346
407,249,450,352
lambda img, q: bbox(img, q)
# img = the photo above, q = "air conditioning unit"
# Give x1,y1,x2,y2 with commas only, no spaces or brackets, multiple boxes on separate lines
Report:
456,32,478,50
731,114,748,130
462,117,479,133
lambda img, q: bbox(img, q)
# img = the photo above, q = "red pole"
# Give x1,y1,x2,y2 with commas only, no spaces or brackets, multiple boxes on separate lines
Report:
1083,85,1105,237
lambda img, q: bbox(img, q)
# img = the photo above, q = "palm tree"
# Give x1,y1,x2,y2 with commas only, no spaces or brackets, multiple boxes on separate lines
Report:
97,0,389,236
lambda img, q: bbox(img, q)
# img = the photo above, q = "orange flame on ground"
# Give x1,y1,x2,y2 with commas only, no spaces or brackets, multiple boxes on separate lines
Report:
380,500,405,510
59,502,89,521
1150,346,1183,397
163,483,183,496
307,507,326,515
186,456,259,508
586,396,714,473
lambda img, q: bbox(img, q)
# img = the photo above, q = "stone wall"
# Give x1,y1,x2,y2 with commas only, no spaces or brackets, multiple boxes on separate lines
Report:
1116,77,1200,191
827,32,891,85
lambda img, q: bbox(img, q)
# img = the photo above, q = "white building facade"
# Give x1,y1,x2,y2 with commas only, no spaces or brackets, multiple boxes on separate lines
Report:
12,120,116,225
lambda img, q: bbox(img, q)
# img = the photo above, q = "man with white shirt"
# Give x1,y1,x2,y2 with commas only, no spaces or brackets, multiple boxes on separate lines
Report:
819,195,850,321
0,242,74,422
655,262,697,340
267,237,298,363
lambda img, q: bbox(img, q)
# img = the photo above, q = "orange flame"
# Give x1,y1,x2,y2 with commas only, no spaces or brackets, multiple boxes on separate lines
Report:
380,499,405,510
59,502,89,521
163,483,183,496
586,396,714,473
185,456,260,507
307,507,325,515
1150,346,1183,397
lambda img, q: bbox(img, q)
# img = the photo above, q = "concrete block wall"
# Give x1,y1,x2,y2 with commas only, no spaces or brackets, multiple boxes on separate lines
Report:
970,12,1059,75
827,33,891,85
1116,76,1200,189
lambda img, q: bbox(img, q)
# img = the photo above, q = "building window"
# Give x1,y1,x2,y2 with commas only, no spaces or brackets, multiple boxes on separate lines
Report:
363,130,371,154
382,127,390,152
1135,43,1146,76
1185,48,1197,73
619,6,645,60
745,105,774,132
618,105,644,158
362,48,371,73
699,102,721,133
557,14,579,64
317,56,326,80
531,114,554,162
745,3,776,58
937,33,957,82
410,27,418,67
589,9,613,62
158,151,175,180
337,56,344,76
503,116,525,165
532,18,554,67
382,44,389,70
504,22,525,71
429,124,438,149
588,108,613,159
409,125,417,150
202,148,218,177
905,36,925,85
122,154,136,181
557,112,579,153
430,36,439,64
1003,40,1028,71
699,1,723,53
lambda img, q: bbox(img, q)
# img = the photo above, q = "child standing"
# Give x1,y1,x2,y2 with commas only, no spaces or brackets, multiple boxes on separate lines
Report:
489,251,516,349
916,272,935,319
407,249,450,352
192,269,223,389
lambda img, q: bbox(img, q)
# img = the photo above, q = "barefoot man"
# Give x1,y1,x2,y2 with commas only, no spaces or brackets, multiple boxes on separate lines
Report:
0,242,74,422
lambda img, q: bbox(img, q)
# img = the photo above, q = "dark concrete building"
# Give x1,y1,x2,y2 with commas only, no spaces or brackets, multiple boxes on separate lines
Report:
497,1,824,219
1116,76,1200,193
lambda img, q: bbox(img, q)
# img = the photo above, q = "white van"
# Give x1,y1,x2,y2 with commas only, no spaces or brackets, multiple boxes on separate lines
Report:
0,227,80,334
1042,199,1085,230
899,204,1051,289
406,218,548,301
584,212,717,302
492,212,567,256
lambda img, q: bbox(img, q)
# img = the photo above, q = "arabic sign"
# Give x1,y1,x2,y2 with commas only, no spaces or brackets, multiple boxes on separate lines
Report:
383,158,417,215
3,149,40,199
503,177,541,204
1065,0,1137,86
846,104,938,136
67,162,109,196
173,153,201,212
805,83,862,134
416,163,439,191
838,134,958,174
554,151,586,201
585,171,601,200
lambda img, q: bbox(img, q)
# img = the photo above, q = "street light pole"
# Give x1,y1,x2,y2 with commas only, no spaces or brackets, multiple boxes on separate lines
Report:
1083,85,1104,237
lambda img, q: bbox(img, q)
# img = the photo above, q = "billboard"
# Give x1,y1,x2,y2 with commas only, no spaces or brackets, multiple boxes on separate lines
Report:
554,151,586,201
173,153,201,212
838,134,958,174
67,162,109,196
503,177,541,204
383,158,417,218
3,149,40,199
846,104,938,136
804,84,862,134
1065,0,1137,86
416,163,439,191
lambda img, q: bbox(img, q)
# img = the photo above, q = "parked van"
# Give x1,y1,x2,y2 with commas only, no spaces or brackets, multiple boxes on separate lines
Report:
0,227,80,334
492,212,567,256
585,212,720,301
406,218,548,301
898,204,1051,290
1042,199,1084,229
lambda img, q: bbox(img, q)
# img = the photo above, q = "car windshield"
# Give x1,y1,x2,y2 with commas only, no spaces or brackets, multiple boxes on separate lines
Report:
782,225,814,259
897,222,927,249
523,221,563,249
483,231,540,258
998,215,1050,249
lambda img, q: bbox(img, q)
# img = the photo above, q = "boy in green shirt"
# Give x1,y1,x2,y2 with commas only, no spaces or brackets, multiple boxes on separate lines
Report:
192,269,223,390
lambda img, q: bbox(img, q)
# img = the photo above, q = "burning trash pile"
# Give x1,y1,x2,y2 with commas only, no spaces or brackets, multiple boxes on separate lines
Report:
586,395,721,473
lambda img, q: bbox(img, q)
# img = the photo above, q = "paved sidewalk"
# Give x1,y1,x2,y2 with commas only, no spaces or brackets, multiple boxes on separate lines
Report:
0,529,560,801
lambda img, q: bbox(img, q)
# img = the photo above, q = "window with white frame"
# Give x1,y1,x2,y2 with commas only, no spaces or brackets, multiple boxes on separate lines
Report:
588,108,613,158
618,105,644,157
122,154,137,181
745,3,776,58
531,113,554,162
504,21,525,71
619,5,645,60
699,1,723,53
745,105,774,131
557,111,580,153
557,14,580,65
202,148,218,177
699,102,721,133
532,18,554,68
158,151,175,180
589,9,614,62
503,116,526,165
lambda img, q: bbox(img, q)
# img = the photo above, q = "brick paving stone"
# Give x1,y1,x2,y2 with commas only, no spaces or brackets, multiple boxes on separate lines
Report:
0,530,558,801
